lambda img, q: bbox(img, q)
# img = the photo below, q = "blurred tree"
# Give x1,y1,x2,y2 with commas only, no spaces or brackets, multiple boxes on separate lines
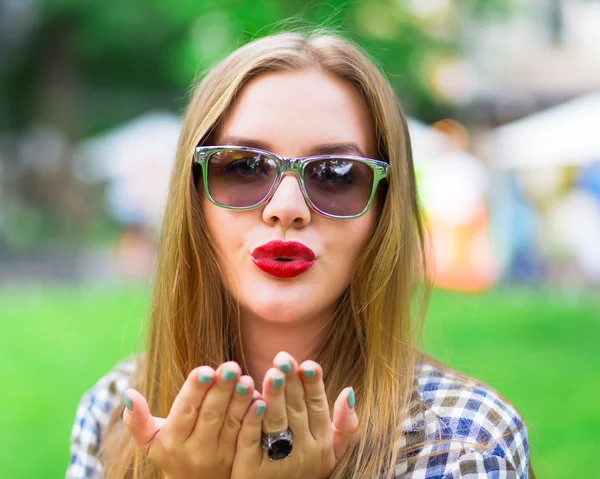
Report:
1,0,518,134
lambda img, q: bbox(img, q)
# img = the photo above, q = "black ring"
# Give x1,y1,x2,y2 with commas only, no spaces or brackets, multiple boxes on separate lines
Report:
260,428,293,460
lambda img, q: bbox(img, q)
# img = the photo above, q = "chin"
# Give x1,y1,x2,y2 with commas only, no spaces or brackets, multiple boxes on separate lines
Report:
243,296,318,324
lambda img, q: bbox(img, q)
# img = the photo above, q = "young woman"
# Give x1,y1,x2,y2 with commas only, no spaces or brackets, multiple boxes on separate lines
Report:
67,30,532,478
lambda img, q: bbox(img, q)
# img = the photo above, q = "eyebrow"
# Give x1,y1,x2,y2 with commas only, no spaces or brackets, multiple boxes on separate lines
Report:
218,135,368,158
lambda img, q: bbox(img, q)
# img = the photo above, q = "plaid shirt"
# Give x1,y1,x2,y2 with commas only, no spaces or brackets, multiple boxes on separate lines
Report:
67,356,529,478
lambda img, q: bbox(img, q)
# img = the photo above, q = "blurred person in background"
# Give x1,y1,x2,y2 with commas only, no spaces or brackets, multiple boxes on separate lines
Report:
67,30,533,478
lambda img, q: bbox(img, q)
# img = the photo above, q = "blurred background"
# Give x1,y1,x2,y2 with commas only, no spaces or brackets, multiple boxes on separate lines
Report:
1,0,599,477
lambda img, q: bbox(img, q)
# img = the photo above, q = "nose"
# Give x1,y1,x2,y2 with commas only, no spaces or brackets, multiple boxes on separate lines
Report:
262,173,311,228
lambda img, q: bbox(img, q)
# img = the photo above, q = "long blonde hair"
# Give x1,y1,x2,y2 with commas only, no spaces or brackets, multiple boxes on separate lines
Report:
101,28,453,478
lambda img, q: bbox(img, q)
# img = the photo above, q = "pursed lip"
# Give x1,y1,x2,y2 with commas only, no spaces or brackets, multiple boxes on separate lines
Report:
251,240,316,278
251,240,316,261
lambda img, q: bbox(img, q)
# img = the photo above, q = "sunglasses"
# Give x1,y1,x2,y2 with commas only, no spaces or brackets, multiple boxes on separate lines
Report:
194,145,388,219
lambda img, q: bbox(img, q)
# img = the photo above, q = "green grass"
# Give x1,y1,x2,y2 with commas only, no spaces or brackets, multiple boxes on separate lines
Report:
0,284,150,478
1,284,598,478
423,289,600,478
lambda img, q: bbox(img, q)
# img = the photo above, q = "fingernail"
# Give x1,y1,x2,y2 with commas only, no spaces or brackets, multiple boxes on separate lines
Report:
124,391,133,411
303,368,315,378
256,404,266,416
235,383,249,394
198,372,212,384
222,368,237,381
276,361,292,373
347,387,355,409
272,376,285,388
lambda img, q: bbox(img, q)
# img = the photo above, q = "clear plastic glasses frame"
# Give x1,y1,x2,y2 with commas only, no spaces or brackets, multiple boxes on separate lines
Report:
194,145,389,219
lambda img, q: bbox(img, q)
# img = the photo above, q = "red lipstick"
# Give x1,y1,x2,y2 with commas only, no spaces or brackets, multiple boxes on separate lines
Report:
251,240,316,279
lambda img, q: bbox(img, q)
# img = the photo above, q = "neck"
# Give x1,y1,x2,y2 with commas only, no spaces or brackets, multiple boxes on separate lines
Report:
239,309,331,392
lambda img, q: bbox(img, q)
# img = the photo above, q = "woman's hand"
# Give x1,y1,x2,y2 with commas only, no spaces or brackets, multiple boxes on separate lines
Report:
231,352,359,479
122,361,258,479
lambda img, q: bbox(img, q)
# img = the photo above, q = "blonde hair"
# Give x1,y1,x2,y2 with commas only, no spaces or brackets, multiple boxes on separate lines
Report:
100,29,530,478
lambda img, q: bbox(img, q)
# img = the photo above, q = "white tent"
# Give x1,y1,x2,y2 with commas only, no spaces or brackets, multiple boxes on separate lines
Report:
73,111,181,230
490,92,600,170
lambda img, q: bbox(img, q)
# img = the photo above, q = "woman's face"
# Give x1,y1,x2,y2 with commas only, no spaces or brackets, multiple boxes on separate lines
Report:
200,69,379,324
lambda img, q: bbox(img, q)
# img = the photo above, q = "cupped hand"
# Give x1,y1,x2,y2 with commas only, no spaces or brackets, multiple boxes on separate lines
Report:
231,352,359,479
122,361,260,479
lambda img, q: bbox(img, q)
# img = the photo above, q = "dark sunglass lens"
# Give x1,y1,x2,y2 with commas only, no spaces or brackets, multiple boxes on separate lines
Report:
304,159,374,217
207,149,277,207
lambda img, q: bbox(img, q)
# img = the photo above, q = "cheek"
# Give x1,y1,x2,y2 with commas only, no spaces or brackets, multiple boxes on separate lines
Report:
201,200,260,287
323,211,377,275
201,200,239,267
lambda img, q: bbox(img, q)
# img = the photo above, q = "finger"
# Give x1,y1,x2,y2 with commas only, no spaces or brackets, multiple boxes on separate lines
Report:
218,375,255,450
191,361,241,442
161,366,216,442
332,387,359,462
273,351,310,438
251,389,262,403
122,388,165,457
235,399,267,469
262,367,288,434
299,360,330,440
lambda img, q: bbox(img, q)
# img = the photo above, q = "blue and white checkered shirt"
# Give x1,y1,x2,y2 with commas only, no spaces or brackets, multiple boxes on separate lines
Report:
66,356,529,478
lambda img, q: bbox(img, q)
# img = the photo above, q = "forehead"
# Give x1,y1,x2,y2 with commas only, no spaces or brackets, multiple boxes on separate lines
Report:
215,69,377,158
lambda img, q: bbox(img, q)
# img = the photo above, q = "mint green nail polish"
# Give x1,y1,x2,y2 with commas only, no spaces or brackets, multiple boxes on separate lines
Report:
222,368,237,381
124,392,133,411
277,361,292,373
347,387,355,409
198,373,212,384
256,404,266,416
235,383,249,394
303,369,315,378
272,376,285,388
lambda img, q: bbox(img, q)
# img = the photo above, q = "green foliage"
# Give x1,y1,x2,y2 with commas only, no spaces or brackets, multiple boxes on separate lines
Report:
2,0,519,134
0,285,597,477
